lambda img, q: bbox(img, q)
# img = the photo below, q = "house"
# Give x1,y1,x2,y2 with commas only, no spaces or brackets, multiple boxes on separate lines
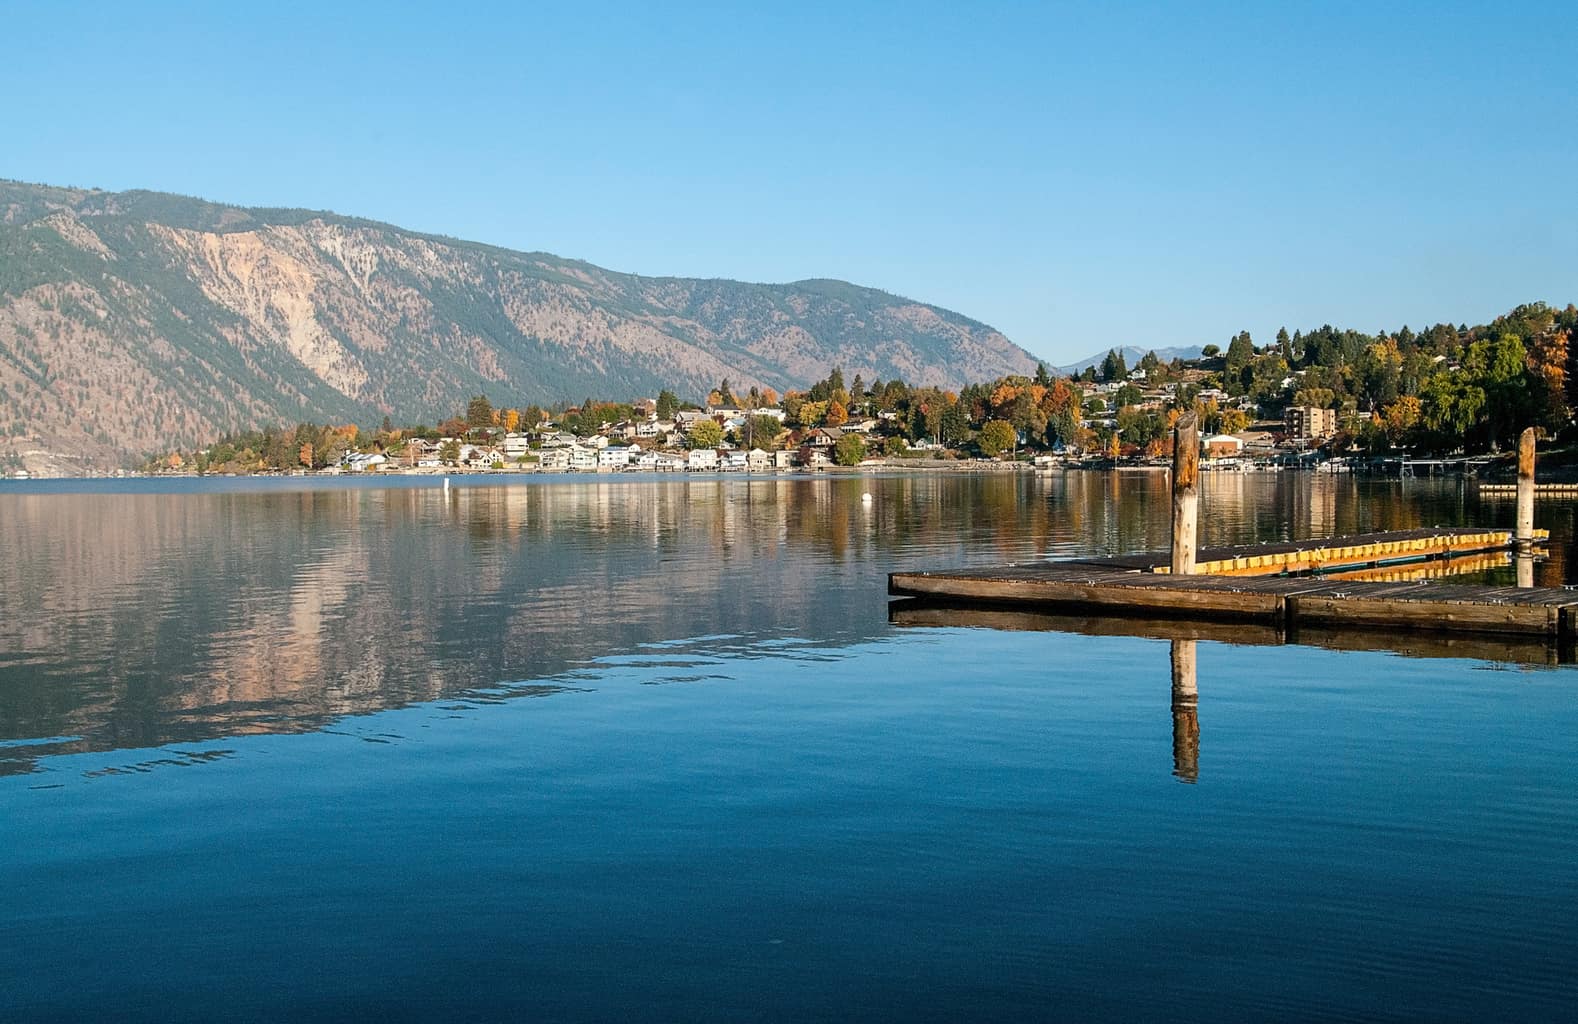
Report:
674,410,708,434
1203,434,1245,459
539,448,571,471
461,444,504,467
502,433,533,458
722,450,749,471
568,447,599,471
805,427,844,448
798,448,831,469
772,449,796,469
598,446,634,470
687,448,718,471
747,448,771,471
541,431,580,449
342,452,387,472
635,419,665,439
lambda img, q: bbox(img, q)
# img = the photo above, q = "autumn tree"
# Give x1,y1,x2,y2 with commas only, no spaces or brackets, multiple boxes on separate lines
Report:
978,419,1017,457
825,400,848,427
687,418,724,449
833,433,867,466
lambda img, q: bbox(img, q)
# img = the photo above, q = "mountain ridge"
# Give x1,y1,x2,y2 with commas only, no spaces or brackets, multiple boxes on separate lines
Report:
0,179,1037,468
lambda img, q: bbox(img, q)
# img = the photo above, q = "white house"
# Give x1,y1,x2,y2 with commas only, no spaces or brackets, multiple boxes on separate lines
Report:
568,447,599,471
342,452,387,472
772,450,796,469
722,450,749,471
598,446,634,469
539,448,571,470
687,448,718,471
502,433,533,458
747,448,771,471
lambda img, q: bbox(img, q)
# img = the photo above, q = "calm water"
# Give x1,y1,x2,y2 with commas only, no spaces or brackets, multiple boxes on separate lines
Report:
2,472,1575,1021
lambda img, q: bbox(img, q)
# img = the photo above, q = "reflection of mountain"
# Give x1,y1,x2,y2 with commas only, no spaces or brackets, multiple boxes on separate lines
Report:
0,474,1567,774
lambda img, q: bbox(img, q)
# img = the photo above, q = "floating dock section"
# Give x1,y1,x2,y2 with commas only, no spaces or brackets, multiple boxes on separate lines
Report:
889,527,1569,638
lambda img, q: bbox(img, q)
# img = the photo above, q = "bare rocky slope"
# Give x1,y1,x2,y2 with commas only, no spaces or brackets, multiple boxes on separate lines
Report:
0,180,1037,469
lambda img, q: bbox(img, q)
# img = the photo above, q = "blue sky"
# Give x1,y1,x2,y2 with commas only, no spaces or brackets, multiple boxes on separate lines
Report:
5,1,1574,364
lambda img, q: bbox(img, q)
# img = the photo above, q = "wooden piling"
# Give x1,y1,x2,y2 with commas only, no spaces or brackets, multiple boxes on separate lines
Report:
1171,411,1199,576
1517,427,1536,548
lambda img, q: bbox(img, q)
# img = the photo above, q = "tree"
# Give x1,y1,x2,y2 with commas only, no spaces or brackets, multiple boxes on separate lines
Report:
978,419,1017,457
1034,362,1052,387
1201,344,1221,358
467,395,495,432
439,439,462,465
687,419,724,449
656,389,679,420
1100,349,1127,382
1225,331,1254,376
825,400,848,427
741,414,783,449
833,433,867,466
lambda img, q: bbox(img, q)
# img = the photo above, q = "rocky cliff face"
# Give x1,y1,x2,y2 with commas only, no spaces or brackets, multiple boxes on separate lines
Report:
0,180,1037,468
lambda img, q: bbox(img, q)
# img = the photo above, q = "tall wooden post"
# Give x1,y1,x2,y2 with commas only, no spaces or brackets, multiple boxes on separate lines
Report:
1170,639,1199,784
1171,411,1199,575
1516,427,1536,549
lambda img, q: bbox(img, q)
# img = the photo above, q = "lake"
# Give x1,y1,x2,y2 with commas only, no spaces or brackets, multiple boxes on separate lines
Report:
2,472,1575,1021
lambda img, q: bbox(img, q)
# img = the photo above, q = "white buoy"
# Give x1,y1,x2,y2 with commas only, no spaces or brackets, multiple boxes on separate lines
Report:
861,492,873,504
443,476,451,494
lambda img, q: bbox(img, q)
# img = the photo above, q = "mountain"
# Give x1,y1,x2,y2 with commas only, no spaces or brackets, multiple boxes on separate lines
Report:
1056,345,1202,375
0,180,1037,468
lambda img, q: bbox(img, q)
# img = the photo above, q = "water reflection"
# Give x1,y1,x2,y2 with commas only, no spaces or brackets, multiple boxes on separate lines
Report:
1,472,1574,772
1170,639,1199,783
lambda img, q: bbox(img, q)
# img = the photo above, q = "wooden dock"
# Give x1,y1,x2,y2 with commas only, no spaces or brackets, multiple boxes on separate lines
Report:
889,528,1569,638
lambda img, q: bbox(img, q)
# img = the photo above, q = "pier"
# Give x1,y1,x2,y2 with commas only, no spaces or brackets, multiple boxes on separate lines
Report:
890,421,1567,641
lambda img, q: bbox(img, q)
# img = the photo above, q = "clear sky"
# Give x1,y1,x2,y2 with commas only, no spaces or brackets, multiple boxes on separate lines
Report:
5,1,1574,364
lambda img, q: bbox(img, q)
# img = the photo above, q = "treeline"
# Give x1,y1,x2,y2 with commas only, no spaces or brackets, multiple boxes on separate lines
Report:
1197,302,1578,453
144,300,1578,472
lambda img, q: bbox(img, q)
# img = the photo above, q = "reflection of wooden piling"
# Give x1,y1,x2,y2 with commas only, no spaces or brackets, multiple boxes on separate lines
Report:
1517,427,1536,549
1517,554,1535,589
1170,639,1199,783
1171,412,1199,576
